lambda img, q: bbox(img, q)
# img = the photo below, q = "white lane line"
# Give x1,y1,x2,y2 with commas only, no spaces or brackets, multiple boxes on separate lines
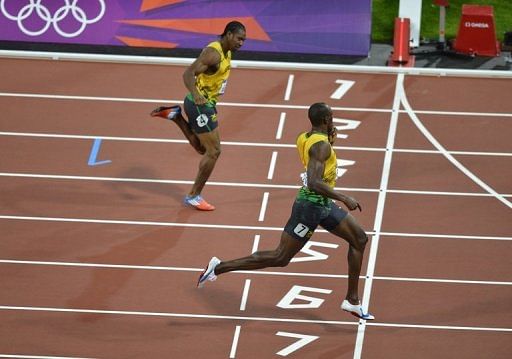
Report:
0,355,96,359
412,109,512,118
258,192,270,222
0,92,169,104
251,234,261,253
366,322,512,332
379,231,512,241
239,279,251,311
0,214,283,232
3,173,512,198
229,325,242,358
389,188,512,197
2,215,512,241
0,91,393,113
276,112,286,139
0,259,203,272
284,74,294,101
1,305,511,332
2,259,512,286
400,87,512,209
267,151,278,180
354,73,404,359
392,148,512,157
3,131,512,157
373,276,512,286
3,91,512,117
0,131,378,152
1,88,511,118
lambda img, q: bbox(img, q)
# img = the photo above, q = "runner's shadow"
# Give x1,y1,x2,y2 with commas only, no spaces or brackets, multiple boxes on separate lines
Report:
107,166,186,202
67,207,195,322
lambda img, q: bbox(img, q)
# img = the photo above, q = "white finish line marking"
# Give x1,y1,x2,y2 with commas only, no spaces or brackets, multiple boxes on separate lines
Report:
354,73,404,359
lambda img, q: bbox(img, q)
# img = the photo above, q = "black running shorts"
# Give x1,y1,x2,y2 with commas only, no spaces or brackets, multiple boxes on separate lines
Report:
283,199,348,241
184,95,218,133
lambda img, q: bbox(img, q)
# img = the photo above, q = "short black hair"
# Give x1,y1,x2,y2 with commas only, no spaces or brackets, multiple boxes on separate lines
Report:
308,102,330,126
220,21,246,37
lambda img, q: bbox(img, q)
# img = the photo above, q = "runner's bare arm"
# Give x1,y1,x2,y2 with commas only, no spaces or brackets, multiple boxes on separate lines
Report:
307,141,362,211
183,47,221,105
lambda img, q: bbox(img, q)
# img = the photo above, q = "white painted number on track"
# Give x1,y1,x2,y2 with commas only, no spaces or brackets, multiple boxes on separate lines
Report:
276,331,319,356
276,285,332,309
336,159,356,178
330,79,355,100
333,117,361,139
291,240,339,263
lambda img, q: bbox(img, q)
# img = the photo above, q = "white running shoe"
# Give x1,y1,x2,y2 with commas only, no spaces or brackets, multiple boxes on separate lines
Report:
197,257,221,288
341,300,375,320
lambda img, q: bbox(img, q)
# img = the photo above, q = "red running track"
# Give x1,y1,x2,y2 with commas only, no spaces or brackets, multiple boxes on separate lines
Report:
0,57,511,358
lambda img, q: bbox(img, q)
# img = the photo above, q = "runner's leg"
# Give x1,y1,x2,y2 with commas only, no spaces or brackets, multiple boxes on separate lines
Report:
172,113,206,155
189,128,221,197
215,231,305,275
328,213,368,304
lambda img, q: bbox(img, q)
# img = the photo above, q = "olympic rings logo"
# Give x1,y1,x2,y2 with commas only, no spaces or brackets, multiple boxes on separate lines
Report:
1,0,105,38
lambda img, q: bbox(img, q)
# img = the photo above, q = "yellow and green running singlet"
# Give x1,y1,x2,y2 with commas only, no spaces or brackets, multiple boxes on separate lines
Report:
195,41,231,104
296,131,337,206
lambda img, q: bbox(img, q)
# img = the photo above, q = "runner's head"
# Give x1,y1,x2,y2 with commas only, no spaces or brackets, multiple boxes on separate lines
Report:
220,21,246,51
308,102,333,129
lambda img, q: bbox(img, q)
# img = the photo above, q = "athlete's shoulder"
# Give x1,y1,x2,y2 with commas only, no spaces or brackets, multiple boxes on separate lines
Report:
206,41,221,49
198,44,221,64
207,41,228,56
296,131,308,145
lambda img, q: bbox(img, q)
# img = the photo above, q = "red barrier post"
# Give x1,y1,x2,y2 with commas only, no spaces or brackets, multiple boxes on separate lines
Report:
388,17,415,67
391,17,410,63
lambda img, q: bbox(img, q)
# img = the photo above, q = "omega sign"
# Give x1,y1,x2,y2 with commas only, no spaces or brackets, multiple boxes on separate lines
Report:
464,22,490,28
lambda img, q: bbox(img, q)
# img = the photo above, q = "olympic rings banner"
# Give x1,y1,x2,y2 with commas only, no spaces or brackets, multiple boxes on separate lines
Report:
0,0,372,56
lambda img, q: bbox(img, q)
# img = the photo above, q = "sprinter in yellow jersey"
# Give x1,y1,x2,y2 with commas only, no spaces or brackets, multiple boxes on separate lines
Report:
151,21,246,211
197,103,375,320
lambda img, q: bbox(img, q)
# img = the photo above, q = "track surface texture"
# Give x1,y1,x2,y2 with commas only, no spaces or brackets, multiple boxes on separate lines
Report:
0,57,511,359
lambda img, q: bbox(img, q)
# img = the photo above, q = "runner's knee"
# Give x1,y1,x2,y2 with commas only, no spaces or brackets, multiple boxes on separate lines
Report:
273,251,292,267
354,231,368,251
209,148,221,160
204,145,221,159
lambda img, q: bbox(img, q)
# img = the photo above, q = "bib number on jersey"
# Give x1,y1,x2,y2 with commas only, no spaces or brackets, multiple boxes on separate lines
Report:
300,171,308,187
218,80,228,95
196,114,209,127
